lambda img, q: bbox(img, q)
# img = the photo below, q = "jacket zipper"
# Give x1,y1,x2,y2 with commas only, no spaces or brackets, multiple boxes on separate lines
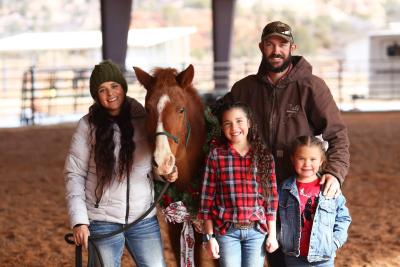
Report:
269,87,277,150
125,175,130,224
94,179,130,223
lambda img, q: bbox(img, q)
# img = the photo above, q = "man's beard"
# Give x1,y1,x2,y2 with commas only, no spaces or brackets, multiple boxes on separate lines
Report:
264,53,292,73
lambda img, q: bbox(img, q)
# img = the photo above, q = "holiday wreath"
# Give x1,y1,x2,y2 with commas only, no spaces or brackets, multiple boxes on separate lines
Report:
152,106,223,267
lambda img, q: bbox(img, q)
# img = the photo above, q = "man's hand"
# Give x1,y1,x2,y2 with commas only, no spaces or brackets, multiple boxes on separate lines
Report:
320,173,341,199
73,224,90,250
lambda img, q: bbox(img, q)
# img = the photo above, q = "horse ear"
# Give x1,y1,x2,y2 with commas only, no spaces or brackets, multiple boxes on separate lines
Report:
176,64,194,88
133,66,154,91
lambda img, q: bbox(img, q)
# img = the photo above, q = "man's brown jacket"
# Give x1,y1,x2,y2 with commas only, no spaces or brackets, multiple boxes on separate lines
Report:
225,56,350,186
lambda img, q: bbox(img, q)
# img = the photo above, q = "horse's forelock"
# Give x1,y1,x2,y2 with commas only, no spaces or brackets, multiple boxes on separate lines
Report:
152,68,179,85
152,67,178,76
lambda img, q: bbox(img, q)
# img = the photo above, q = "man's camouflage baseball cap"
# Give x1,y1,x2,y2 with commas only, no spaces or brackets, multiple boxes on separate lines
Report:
261,21,294,43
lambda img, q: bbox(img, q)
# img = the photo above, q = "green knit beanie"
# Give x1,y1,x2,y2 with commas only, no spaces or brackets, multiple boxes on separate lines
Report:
89,60,128,99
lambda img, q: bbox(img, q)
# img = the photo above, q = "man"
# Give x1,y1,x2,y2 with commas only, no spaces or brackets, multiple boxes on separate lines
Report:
223,21,350,267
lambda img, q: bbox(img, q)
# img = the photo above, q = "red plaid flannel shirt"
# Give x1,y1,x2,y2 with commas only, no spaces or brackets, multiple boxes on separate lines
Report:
198,143,278,235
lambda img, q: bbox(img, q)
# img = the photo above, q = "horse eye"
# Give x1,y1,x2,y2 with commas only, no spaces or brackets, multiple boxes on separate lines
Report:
178,107,185,113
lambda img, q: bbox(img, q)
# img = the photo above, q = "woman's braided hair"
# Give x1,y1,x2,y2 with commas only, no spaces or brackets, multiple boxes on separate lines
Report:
88,99,135,204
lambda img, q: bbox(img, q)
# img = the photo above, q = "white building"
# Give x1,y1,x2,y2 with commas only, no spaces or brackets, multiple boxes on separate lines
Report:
0,27,196,70
369,25,400,98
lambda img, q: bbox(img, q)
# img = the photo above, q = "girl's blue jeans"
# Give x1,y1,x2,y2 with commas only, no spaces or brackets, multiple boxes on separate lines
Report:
88,216,166,267
216,225,266,267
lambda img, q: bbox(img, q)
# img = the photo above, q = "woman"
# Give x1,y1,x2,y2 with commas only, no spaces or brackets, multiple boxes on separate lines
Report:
64,60,176,267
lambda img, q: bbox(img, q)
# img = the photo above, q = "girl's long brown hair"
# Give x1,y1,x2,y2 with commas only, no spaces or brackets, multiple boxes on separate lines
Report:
88,99,135,204
215,102,274,199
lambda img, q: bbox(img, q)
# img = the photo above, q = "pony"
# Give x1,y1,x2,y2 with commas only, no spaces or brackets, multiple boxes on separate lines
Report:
133,65,214,267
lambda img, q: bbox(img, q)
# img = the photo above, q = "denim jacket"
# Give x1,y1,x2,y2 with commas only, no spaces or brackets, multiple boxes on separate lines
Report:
278,177,351,262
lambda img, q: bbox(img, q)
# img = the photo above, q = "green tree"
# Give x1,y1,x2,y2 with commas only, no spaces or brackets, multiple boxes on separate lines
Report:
383,0,400,23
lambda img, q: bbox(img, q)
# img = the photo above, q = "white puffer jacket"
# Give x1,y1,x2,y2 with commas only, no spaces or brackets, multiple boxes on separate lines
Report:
64,98,157,228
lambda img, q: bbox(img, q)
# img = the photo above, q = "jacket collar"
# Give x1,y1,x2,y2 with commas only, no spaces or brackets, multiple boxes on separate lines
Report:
282,176,328,200
281,176,298,197
126,96,146,118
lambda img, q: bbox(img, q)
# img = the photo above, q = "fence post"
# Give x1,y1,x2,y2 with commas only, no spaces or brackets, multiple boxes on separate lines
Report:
30,66,36,125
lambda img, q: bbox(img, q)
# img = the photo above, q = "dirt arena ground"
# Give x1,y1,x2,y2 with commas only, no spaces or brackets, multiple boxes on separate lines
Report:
0,111,399,267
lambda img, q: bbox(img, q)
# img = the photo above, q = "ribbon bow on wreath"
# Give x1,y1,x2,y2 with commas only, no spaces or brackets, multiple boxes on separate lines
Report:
162,201,196,267
154,180,202,267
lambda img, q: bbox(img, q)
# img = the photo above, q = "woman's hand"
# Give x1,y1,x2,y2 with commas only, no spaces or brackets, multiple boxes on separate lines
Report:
73,224,90,250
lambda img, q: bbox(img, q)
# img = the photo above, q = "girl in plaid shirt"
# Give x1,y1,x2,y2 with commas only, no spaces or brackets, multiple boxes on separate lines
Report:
198,102,279,267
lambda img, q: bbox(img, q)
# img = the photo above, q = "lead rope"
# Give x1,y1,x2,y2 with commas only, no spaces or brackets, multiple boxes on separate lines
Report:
64,182,170,267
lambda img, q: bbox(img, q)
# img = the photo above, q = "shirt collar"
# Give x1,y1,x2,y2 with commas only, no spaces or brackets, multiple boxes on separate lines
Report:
266,63,293,85
227,142,252,157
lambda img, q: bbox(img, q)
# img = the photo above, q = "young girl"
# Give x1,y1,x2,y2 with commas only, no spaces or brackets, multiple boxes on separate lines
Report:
64,60,177,267
279,136,351,267
198,102,279,267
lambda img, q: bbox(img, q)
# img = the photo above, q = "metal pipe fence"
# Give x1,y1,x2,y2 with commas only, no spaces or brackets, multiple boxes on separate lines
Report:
0,58,399,127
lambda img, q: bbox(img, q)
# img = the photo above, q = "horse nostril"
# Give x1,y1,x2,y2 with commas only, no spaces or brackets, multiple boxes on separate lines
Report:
152,158,158,168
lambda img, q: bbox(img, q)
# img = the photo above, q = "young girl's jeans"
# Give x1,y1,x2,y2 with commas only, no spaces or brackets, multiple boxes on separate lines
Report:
88,216,165,267
285,255,334,267
216,225,266,267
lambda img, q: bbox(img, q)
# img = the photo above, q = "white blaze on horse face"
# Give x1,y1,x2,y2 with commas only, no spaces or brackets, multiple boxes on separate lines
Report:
154,94,176,175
